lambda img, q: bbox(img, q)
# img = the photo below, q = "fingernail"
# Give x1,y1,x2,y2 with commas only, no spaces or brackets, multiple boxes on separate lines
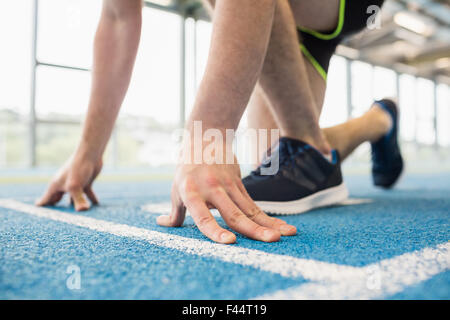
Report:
280,224,297,236
221,232,235,243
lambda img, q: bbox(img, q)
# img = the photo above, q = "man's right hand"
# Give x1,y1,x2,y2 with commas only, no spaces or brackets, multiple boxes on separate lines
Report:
36,154,102,211
157,141,297,244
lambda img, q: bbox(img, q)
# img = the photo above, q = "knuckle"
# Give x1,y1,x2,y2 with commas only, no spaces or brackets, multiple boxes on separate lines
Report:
226,210,242,225
205,175,219,188
183,193,199,206
247,206,263,219
254,225,267,236
197,215,214,228
235,178,244,188
209,187,225,198
223,177,234,189
182,177,198,194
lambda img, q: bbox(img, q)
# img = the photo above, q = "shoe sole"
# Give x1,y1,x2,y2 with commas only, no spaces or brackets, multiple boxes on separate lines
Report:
376,164,405,190
255,182,349,215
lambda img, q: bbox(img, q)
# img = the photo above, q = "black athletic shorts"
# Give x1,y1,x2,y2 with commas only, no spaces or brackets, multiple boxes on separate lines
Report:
298,0,385,80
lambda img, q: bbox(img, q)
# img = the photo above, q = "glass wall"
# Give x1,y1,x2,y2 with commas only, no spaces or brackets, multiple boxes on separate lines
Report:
351,61,374,117
0,0,33,167
0,0,183,168
116,7,182,167
436,83,450,147
0,0,449,170
398,74,417,142
321,55,348,128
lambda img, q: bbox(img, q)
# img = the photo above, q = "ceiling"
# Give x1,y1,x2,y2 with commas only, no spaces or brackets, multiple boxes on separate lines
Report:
341,0,450,84
147,0,450,84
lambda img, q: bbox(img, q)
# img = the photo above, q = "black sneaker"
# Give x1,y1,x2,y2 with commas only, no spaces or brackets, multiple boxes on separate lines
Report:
370,99,404,189
242,137,348,215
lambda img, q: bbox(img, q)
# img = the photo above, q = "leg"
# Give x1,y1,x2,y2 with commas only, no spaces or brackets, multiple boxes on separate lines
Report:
247,59,326,164
251,0,392,162
323,103,393,160
247,0,340,161
243,1,349,214
246,85,278,153
187,0,276,130
257,0,331,154
203,0,331,155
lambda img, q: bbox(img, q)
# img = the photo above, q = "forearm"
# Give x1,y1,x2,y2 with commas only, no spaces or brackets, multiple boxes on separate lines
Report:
187,0,276,132
76,1,142,162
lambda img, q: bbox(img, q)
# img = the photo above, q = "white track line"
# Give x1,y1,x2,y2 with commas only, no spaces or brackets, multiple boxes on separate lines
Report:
140,198,373,217
255,242,450,299
141,202,221,217
338,198,373,206
1,199,448,299
0,199,358,280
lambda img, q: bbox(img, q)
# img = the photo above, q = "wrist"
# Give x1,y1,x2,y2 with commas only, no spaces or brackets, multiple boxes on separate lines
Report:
179,123,236,165
74,141,104,165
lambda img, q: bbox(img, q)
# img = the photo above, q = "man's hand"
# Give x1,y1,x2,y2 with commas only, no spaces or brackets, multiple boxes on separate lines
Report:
36,155,102,211
158,157,297,244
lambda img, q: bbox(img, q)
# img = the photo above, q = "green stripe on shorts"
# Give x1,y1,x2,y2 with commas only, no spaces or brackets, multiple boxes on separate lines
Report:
299,43,327,81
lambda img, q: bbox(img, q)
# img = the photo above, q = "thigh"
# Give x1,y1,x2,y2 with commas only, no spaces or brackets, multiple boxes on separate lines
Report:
289,0,340,32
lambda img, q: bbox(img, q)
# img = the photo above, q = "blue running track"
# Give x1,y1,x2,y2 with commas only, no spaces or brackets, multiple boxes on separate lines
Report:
0,173,449,299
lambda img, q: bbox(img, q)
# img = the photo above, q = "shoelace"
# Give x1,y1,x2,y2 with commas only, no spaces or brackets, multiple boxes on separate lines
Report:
250,142,306,177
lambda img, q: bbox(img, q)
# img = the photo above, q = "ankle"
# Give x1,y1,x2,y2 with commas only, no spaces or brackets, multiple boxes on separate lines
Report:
363,105,393,142
281,132,332,156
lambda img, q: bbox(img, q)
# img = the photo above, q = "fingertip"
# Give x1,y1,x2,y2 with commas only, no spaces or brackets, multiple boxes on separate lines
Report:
263,229,281,242
156,215,171,226
35,195,51,207
280,224,297,236
75,203,90,211
85,188,99,205
220,232,236,244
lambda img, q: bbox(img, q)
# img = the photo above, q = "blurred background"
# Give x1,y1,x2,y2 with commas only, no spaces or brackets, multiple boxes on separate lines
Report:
0,0,449,180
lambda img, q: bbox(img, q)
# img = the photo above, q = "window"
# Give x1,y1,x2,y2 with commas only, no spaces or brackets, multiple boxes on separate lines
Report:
195,20,212,90
0,123,28,168
415,78,435,145
37,0,101,69
2,0,449,169
436,84,450,147
33,3,183,167
0,0,33,167
184,19,212,120
351,61,373,117
373,66,397,100
0,0,32,116
185,17,197,121
36,66,91,120
321,55,348,128
398,74,416,142
114,7,182,167
120,8,181,126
